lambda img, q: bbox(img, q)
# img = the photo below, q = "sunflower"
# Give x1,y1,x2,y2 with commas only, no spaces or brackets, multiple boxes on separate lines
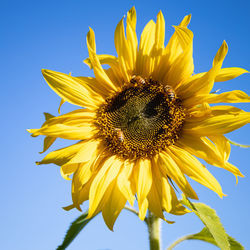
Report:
28,7,250,230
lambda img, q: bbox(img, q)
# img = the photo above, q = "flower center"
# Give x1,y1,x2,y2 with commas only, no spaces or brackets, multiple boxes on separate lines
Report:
95,76,186,159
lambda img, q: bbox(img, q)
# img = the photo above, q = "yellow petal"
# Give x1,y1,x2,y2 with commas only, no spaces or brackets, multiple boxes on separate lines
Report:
161,175,188,215
136,20,156,77
126,6,138,72
184,106,250,135
60,164,78,180
208,135,244,179
155,15,192,82
88,156,122,218
150,11,165,79
39,136,56,154
102,181,127,231
42,69,99,109
177,134,223,165
27,124,94,140
184,90,250,107
27,109,95,140
163,14,192,66
62,140,99,166
208,135,230,162
77,76,110,98
135,159,152,220
72,175,94,210
177,41,228,99
215,67,249,82
169,146,224,197
84,54,118,69
39,112,56,153
58,99,65,114
223,162,244,181
177,134,244,178
164,27,194,87
114,11,138,82
158,151,198,199
179,14,192,27
86,28,117,91
154,11,165,51
70,162,92,186
36,141,85,166
59,140,99,180
147,160,165,219
161,176,176,212
117,162,135,206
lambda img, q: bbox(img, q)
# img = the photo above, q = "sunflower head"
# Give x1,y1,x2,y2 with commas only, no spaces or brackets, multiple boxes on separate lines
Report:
28,7,249,230
95,76,186,159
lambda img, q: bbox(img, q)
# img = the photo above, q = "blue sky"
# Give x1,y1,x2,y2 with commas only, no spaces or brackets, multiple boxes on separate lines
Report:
1,0,250,249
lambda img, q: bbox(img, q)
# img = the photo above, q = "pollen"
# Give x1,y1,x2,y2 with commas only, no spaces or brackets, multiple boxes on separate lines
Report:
95,76,186,159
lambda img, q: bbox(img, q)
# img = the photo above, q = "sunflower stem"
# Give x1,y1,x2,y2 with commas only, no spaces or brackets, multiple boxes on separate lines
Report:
124,205,139,217
167,234,194,250
147,212,161,250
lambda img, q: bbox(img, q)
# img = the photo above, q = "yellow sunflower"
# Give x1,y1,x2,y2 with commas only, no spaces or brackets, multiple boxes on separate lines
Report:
28,7,250,230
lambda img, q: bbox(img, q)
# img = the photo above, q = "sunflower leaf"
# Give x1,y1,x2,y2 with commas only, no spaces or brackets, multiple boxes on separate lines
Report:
167,227,244,250
56,211,93,250
188,227,244,249
181,195,230,250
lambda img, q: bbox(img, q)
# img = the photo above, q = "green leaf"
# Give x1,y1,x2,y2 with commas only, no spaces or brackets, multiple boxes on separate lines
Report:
189,227,244,250
181,195,230,250
56,211,94,250
167,227,244,250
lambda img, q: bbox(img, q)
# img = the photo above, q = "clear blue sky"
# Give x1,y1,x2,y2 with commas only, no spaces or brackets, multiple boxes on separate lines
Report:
1,0,250,249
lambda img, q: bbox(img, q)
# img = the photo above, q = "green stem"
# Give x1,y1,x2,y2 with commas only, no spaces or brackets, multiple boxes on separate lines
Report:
124,205,139,217
167,234,194,250
147,212,161,250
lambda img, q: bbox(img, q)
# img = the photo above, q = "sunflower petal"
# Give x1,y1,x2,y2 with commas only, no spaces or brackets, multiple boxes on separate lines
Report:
165,26,194,87
126,6,138,72
147,160,165,219
42,69,99,109
184,106,250,135
102,181,127,231
161,176,188,215
164,14,191,64
135,159,152,220
117,162,135,206
177,134,244,178
62,140,99,166
158,151,198,199
208,135,230,162
36,141,85,166
87,28,117,91
215,67,249,82
154,11,165,51
184,90,250,107
39,113,56,153
136,20,156,77
84,54,118,69
169,146,225,197
88,156,122,218
177,41,228,99
27,124,94,140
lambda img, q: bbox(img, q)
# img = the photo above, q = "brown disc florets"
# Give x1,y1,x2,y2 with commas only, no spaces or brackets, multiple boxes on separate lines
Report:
95,76,186,160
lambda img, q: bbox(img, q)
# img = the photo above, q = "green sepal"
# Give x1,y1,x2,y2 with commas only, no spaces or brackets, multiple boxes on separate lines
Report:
56,211,95,250
227,138,250,148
